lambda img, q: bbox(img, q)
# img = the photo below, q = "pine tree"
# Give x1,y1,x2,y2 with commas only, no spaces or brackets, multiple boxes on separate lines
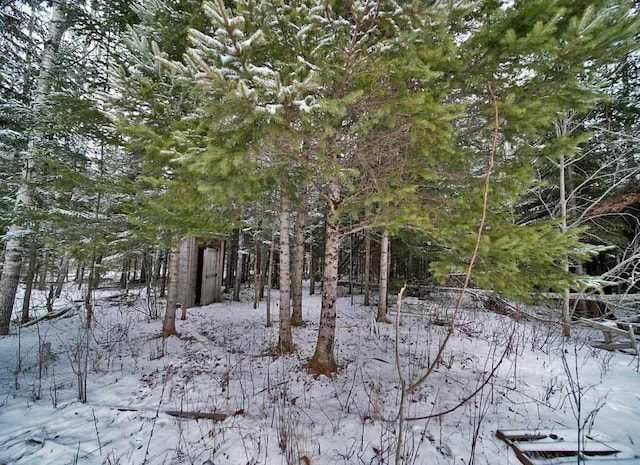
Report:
126,0,638,371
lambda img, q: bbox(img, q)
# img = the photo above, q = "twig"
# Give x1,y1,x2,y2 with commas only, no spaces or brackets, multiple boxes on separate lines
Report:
142,379,166,464
92,408,102,455
394,285,407,464
405,321,516,421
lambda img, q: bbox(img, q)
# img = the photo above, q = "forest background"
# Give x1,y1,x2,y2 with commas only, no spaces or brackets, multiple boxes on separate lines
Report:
0,0,639,372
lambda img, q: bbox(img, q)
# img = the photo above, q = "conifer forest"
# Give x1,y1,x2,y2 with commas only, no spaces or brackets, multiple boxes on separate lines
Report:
1,1,640,464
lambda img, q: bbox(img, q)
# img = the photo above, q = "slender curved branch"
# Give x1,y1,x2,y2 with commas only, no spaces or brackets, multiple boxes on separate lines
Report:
407,85,499,393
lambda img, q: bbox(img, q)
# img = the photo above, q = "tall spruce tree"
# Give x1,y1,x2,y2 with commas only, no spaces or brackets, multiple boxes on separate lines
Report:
153,0,325,347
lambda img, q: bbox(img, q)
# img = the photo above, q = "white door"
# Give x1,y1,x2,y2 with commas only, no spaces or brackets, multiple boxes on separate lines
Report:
201,247,218,305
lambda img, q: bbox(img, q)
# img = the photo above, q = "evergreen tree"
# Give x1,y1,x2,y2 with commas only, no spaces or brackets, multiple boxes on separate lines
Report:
125,0,638,370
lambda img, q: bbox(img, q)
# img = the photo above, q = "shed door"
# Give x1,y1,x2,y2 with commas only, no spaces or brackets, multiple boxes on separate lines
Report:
201,247,218,306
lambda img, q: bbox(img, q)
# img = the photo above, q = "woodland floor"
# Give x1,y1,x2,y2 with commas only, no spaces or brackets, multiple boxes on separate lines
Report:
0,282,639,465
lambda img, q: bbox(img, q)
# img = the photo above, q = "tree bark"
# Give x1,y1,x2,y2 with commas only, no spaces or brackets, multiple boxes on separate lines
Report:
225,231,237,291
153,248,163,283
140,251,149,284
309,241,316,296
259,241,267,300
364,230,371,306
54,253,69,298
120,260,130,289
0,1,70,334
92,255,102,290
160,249,169,297
291,202,306,326
85,255,98,326
376,229,390,323
233,230,244,302
266,229,276,328
253,237,262,309
309,178,340,374
277,197,294,352
21,242,39,324
37,251,48,291
77,264,85,290
557,120,571,338
162,247,179,337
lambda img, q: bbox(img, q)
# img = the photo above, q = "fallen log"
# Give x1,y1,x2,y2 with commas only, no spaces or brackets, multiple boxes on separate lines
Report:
165,410,238,421
114,407,243,422
21,305,77,327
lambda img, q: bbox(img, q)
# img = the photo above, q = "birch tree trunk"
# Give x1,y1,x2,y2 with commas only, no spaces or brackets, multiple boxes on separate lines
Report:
0,2,70,334
277,197,294,352
364,230,371,306
266,229,276,328
376,229,390,323
253,237,261,309
309,241,316,296
233,231,244,302
310,178,340,373
153,248,163,283
557,120,571,338
162,247,179,337
259,241,267,300
560,154,571,338
160,250,169,297
291,203,306,326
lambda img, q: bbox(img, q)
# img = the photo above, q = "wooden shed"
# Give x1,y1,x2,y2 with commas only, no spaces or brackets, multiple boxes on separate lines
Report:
175,236,228,308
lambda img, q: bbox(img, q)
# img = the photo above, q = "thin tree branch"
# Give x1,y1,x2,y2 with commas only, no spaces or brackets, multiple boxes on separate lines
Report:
407,85,499,394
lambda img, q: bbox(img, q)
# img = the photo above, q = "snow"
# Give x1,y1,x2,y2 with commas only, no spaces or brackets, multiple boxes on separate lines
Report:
1,284,639,464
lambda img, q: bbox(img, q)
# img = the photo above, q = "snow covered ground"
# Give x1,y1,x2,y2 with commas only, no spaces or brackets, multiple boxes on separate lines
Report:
1,283,639,465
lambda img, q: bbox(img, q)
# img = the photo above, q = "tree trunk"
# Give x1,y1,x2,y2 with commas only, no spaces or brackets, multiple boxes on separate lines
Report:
376,229,390,323
277,197,294,352
309,240,316,296
160,249,169,298
259,242,267,300
0,2,69,334
253,237,262,309
557,120,571,338
139,252,146,284
38,252,48,291
77,264,85,290
74,261,82,282
225,231,237,291
567,164,587,318
309,178,340,374
130,257,137,283
291,203,306,326
21,242,39,324
54,253,69,298
85,255,98,327
266,230,276,328
162,247,179,337
120,260,129,289
364,230,371,306
92,255,102,289
349,231,354,303
153,248,163,282
233,231,243,302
